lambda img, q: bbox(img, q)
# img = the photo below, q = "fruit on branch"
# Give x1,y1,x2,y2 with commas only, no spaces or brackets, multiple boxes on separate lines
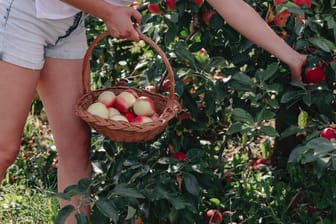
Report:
171,152,186,161
148,3,161,14
165,0,176,10
320,127,336,141
191,0,204,8
273,10,291,27
204,209,223,223
133,96,156,116
304,66,326,83
97,90,116,107
87,102,109,119
202,10,216,25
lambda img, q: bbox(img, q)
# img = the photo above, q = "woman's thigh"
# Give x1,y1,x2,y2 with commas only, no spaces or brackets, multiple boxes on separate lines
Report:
37,57,90,156
0,61,40,143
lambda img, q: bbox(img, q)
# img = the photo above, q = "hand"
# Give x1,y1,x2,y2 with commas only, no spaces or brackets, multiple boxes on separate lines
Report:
103,6,142,42
288,54,307,81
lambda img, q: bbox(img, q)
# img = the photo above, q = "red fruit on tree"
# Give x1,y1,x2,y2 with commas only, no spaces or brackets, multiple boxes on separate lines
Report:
171,152,186,161
165,0,176,10
274,0,287,6
191,0,204,8
161,79,170,92
320,127,336,141
204,209,223,223
273,10,291,27
148,3,161,14
304,67,326,83
202,10,216,25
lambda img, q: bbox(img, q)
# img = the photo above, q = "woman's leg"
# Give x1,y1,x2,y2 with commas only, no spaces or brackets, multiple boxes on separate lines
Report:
37,57,91,223
0,61,40,183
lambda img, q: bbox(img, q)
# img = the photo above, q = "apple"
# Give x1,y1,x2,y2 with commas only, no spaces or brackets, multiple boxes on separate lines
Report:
273,10,291,27
87,102,109,119
133,96,156,116
97,90,116,107
145,85,157,93
110,114,129,122
304,66,325,83
113,89,138,113
165,0,175,10
320,127,336,141
202,10,216,25
204,209,223,223
171,152,186,161
161,80,170,92
191,0,204,8
123,112,137,122
132,115,153,124
108,107,120,118
148,3,161,14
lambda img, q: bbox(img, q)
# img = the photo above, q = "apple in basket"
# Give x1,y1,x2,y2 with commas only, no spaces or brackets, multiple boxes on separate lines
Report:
110,114,129,122
113,89,138,112
132,115,153,124
97,90,116,107
108,107,120,119
133,96,156,116
87,102,109,119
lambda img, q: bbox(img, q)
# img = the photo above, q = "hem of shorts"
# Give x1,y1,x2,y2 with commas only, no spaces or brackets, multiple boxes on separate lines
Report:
0,57,43,70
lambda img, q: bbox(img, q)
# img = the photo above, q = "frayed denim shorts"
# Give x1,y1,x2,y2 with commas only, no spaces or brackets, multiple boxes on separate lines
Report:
0,0,87,70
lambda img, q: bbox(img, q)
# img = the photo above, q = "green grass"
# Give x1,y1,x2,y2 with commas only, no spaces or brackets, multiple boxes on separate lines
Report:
0,182,59,223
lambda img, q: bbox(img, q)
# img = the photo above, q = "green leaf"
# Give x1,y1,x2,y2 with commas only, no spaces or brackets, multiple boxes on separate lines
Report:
232,108,254,124
256,63,278,82
110,183,145,199
95,198,118,221
54,205,75,224
280,90,305,103
256,109,276,123
308,37,336,53
183,173,200,196
227,123,244,135
75,213,89,224
125,206,137,220
297,108,308,129
280,125,302,139
231,72,254,87
259,125,279,137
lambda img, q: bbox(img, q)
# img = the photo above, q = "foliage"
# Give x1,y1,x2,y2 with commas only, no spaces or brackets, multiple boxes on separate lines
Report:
3,0,335,223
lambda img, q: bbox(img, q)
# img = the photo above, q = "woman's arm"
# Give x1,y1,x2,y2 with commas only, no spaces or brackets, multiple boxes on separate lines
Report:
61,0,142,41
207,0,307,80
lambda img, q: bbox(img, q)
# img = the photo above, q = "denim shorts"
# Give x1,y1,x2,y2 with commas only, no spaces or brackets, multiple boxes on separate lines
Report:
0,0,87,70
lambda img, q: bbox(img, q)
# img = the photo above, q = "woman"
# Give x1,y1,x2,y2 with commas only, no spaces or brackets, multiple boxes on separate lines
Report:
0,0,140,223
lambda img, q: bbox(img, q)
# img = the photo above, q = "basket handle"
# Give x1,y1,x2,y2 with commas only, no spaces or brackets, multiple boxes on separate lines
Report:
81,30,176,100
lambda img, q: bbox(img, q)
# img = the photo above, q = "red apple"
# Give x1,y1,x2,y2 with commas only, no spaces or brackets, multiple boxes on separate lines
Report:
132,115,153,124
97,90,116,107
113,89,138,113
145,85,157,93
87,102,109,119
171,152,186,161
202,10,216,25
320,127,336,141
148,3,161,14
273,10,291,27
192,0,204,7
161,80,170,92
108,107,120,119
110,114,129,122
123,112,137,122
304,67,326,83
165,0,175,10
204,209,223,223
133,96,156,116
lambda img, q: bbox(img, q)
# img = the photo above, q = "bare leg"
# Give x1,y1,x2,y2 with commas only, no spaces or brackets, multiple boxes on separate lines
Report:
0,61,40,183
37,58,91,223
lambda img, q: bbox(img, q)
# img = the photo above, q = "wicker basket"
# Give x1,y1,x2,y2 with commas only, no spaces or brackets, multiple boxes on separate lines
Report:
75,31,181,142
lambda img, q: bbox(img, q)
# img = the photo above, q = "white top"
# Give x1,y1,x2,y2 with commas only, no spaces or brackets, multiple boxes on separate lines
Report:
35,0,134,19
